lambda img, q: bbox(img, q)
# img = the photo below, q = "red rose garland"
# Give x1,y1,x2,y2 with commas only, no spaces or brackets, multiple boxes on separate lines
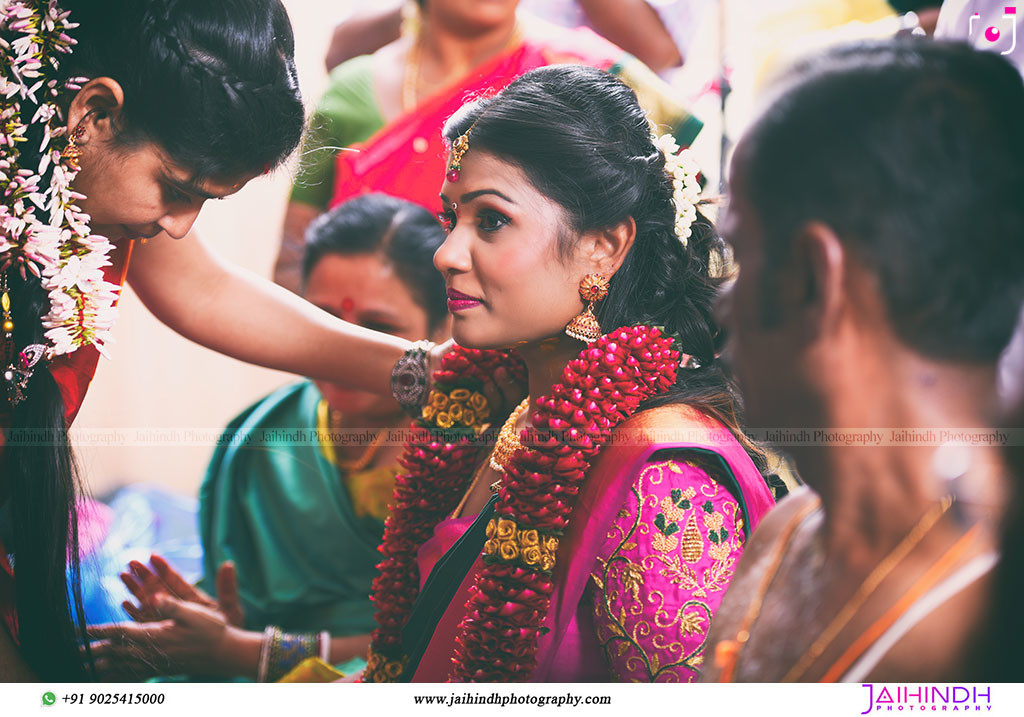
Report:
449,325,678,680
364,326,678,682
365,348,526,681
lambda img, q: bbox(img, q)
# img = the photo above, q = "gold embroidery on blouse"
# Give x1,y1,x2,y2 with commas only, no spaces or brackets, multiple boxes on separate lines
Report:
681,513,703,563
590,459,744,682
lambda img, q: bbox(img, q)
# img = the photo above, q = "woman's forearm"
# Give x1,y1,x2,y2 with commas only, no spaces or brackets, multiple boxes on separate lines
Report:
218,626,264,679
217,628,370,679
328,633,372,665
127,231,412,395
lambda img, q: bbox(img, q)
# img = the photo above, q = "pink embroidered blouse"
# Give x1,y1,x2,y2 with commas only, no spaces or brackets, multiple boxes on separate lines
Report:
415,450,763,682
589,455,746,681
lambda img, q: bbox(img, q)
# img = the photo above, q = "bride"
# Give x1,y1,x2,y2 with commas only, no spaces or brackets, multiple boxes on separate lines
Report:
358,64,777,682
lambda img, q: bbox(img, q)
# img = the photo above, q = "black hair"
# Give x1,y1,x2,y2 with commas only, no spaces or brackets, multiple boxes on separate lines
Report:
1,0,304,680
443,64,765,470
302,194,449,333
60,0,305,180
744,39,1024,363
3,280,89,681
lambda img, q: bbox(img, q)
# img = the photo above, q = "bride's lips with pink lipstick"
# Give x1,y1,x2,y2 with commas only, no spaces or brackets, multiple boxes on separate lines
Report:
447,288,482,312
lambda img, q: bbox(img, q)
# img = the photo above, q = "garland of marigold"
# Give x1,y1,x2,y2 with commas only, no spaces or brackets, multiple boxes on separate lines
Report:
364,325,678,682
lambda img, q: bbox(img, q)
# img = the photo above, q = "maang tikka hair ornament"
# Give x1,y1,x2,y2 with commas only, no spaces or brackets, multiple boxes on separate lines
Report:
446,117,482,182
565,273,610,344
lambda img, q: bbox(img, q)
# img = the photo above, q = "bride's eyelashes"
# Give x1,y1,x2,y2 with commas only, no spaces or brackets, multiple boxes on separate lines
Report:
437,209,456,233
437,206,510,234
476,208,510,233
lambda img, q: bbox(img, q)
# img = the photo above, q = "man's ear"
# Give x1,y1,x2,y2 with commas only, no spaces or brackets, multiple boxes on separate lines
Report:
789,220,846,343
580,216,637,277
66,77,126,143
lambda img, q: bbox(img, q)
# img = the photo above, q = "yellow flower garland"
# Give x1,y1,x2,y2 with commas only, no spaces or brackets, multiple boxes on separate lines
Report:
421,387,490,432
484,517,559,573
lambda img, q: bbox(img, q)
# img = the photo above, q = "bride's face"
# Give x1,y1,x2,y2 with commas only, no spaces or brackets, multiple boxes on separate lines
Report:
433,151,588,350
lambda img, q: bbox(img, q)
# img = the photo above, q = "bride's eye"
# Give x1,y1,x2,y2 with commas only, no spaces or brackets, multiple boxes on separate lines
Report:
477,209,510,233
436,209,456,233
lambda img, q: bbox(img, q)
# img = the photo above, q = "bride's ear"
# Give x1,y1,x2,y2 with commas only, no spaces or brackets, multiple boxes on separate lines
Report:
580,216,636,276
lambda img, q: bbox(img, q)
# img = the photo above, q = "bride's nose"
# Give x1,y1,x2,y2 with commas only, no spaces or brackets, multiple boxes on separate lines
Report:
433,224,472,276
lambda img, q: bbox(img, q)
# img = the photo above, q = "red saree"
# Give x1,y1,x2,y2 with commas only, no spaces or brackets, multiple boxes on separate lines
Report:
330,25,702,217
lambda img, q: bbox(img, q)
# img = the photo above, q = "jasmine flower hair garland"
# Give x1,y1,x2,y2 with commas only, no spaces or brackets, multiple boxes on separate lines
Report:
1,1,120,403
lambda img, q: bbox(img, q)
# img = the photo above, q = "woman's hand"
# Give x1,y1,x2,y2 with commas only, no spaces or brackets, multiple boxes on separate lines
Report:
429,338,528,420
88,594,251,680
480,364,528,424
427,338,453,383
120,555,245,627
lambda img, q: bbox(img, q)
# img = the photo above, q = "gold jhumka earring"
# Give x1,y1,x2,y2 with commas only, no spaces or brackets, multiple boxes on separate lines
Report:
61,122,86,170
565,273,609,344
1,272,47,406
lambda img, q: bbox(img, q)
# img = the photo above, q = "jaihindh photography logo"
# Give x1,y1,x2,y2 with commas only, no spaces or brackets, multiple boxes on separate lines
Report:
860,685,993,713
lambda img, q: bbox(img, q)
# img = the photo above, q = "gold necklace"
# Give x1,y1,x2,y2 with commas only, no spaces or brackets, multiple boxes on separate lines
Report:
401,23,524,113
715,497,822,682
450,458,490,520
338,431,388,473
488,397,530,477
449,398,530,519
316,400,388,473
401,36,422,113
781,495,954,682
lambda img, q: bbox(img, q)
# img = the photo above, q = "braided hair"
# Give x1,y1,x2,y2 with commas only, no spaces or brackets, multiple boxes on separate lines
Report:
443,65,766,471
2,0,304,680
59,0,304,180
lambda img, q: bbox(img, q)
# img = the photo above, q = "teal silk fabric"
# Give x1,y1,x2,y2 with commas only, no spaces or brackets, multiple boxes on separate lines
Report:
198,381,384,636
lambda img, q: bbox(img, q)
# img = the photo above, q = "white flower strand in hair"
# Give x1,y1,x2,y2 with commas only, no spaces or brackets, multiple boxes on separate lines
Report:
652,132,701,247
0,1,120,362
